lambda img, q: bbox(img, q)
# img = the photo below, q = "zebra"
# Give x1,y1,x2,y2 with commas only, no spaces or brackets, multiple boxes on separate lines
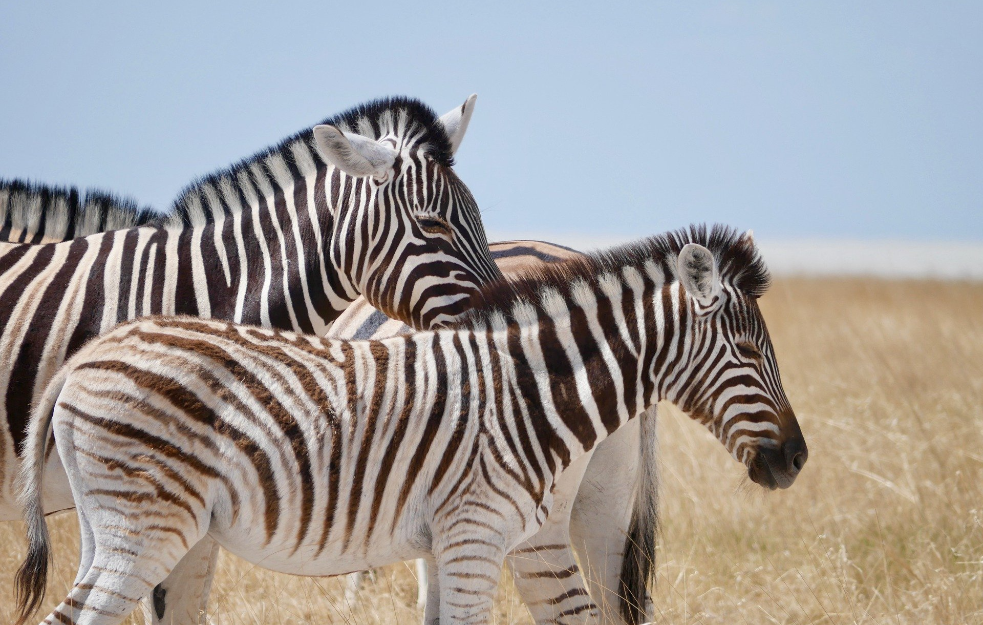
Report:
14,225,808,625
330,238,659,624
0,95,501,624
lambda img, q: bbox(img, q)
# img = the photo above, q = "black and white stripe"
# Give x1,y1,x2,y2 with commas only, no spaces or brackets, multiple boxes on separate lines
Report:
15,225,807,625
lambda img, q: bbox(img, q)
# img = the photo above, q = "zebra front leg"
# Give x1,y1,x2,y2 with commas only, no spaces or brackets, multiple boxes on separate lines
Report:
507,450,597,625
433,532,507,625
141,535,221,625
570,409,658,625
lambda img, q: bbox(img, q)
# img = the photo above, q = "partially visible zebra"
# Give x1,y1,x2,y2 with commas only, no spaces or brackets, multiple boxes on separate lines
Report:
0,95,501,624
0,179,158,244
15,225,808,625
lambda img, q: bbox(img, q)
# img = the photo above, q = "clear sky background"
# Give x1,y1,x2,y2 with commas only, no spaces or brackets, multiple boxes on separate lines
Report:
1,1,980,243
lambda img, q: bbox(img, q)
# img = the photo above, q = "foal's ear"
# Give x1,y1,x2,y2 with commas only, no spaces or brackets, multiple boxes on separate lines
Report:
313,125,397,179
676,243,722,308
438,94,477,156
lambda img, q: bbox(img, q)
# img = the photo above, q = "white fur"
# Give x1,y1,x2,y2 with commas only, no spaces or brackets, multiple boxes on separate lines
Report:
438,94,477,156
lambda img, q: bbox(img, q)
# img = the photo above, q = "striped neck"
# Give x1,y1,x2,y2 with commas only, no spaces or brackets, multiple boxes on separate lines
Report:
474,259,685,471
165,150,358,334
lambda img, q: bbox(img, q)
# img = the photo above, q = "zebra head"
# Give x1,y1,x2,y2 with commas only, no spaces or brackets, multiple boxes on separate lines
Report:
312,95,502,330
667,233,807,490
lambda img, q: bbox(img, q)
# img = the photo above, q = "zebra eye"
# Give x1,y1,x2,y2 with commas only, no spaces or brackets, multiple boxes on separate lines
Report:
418,217,452,237
736,342,762,361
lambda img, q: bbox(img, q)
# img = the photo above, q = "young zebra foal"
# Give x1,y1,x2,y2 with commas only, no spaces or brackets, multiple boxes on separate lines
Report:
16,225,807,625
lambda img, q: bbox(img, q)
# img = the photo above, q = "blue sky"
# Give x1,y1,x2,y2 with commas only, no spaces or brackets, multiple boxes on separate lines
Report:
1,1,980,241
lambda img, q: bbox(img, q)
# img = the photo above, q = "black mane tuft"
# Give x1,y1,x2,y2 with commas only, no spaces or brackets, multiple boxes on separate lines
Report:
326,96,455,167
0,178,159,243
462,224,771,326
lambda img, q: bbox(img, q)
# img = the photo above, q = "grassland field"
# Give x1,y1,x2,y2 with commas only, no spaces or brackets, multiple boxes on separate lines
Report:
1,277,981,624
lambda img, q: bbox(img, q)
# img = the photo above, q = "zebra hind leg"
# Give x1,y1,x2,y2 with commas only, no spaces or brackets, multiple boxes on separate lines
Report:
344,571,365,607
416,558,430,611
40,482,205,625
569,418,641,624
40,525,195,625
142,535,222,625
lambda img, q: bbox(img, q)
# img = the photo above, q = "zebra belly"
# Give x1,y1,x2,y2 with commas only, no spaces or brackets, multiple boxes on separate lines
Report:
208,519,428,577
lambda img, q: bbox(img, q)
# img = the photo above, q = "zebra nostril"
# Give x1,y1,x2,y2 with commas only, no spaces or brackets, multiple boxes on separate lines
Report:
791,452,806,473
783,437,808,475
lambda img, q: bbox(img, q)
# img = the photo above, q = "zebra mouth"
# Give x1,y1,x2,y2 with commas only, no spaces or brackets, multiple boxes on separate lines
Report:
748,444,800,490
748,454,779,490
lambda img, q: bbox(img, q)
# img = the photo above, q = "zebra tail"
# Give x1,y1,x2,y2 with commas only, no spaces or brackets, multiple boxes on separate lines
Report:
619,407,659,625
14,365,69,625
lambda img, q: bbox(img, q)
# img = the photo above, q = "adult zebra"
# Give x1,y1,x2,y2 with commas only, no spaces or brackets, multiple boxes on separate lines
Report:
14,225,808,625
331,238,658,624
0,95,501,623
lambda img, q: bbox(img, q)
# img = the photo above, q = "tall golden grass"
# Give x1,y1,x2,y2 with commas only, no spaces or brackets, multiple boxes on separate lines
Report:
1,277,980,624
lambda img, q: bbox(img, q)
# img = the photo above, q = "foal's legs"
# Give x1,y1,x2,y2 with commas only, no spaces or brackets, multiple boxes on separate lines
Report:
40,508,203,625
507,451,597,625
142,536,221,625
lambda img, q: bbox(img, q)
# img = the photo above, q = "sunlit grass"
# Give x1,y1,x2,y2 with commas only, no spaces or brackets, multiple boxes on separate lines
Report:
1,277,981,624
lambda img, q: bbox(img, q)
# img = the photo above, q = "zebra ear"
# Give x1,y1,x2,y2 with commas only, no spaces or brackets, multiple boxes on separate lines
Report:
677,243,721,307
312,125,397,179
439,94,477,156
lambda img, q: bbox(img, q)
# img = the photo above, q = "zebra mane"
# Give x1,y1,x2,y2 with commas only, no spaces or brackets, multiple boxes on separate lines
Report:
168,96,455,227
462,224,771,327
0,178,159,244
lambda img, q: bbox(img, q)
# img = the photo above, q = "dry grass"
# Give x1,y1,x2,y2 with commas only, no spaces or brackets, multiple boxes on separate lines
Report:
1,277,981,624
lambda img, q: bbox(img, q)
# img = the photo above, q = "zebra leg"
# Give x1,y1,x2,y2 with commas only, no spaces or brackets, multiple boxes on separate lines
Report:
569,408,658,625
40,519,198,625
507,450,597,625
434,541,507,625
421,556,439,625
416,558,430,611
142,535,221,625
345,570,366,606
74,503,97,586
